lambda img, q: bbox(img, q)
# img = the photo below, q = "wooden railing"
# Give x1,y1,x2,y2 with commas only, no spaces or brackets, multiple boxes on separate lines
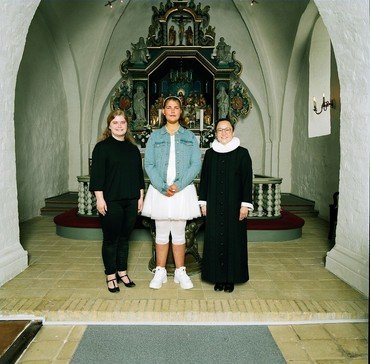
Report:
77,174,282,219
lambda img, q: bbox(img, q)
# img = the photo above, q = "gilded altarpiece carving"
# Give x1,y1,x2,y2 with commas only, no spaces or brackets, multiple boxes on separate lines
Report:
110,0,252,148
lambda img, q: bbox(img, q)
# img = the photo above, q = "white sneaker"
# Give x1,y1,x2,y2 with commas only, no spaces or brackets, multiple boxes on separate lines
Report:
174,266,193,289
149,266,167,289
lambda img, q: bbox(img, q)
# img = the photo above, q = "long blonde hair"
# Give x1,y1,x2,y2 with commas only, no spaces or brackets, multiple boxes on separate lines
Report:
99,109,136,144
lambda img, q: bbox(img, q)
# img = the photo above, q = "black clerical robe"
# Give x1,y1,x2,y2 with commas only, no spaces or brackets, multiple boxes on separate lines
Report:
199,146,253,284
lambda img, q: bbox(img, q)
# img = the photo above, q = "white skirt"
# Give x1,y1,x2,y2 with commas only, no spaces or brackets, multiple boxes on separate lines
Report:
142,184,201,220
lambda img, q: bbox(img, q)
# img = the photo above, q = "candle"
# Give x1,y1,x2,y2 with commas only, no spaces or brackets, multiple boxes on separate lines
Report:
322,93,325,102
158,109,162,127
313,97,317,109
200,109,204,131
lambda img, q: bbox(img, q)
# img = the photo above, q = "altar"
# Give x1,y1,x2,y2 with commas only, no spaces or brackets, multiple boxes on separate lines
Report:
109,0,252,148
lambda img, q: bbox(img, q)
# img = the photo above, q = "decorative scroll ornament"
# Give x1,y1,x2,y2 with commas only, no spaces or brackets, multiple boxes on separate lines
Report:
229,79,252,123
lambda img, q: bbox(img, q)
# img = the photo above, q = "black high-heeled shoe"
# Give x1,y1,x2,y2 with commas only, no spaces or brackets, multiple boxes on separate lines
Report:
224,283,234,293
106,278,120,293
214,282,224,291
116,273,136,287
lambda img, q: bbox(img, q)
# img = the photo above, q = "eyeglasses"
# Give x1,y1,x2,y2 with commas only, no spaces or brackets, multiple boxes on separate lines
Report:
216,127,232,133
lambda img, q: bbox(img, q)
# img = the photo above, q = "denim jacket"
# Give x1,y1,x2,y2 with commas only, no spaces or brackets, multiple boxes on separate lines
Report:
144,126,201,194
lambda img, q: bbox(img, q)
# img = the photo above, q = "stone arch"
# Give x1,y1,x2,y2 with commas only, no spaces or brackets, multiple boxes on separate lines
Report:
233,1,278,177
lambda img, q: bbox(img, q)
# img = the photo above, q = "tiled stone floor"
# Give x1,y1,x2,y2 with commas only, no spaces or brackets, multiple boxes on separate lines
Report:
0,216,368,362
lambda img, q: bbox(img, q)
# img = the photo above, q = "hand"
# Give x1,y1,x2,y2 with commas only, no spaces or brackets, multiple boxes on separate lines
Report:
96,198,107,216
201,205,207,216
165,183,178,197
165,187,175,197
138,196,144,213
239,206,249,221
169,183,178,193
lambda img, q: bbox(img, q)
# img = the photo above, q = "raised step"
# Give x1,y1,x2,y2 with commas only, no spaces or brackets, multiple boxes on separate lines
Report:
43,192,319,217
281,193,318,217
40,192,78,216
54,208,305,242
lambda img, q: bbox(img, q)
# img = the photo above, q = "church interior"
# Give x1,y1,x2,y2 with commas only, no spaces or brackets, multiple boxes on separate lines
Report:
0,0,368,362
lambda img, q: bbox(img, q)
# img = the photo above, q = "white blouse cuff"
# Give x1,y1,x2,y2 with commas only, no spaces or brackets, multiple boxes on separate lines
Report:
242,202,254,211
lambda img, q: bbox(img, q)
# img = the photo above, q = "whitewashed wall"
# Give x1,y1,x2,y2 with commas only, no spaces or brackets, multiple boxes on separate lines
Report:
315,0,369,296
0,0,40,286
291,46,340,220
15,11,69,222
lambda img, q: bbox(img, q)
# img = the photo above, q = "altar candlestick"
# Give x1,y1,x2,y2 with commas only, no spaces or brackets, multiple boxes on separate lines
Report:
200,109,204,131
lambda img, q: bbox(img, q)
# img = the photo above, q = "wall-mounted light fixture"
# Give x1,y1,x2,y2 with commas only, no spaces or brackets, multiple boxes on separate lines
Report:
313,94,335,115
104,0,123,9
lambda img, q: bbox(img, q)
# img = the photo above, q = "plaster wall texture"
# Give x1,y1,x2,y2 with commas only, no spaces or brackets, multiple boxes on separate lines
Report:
291,46,340,221
0,0,40,286
308,17,331,138
41,0,120,182
279,0,319,192
15,11,69,222
315,0,369,295
43,0,107,97
236,1,307,182
235,103,265,175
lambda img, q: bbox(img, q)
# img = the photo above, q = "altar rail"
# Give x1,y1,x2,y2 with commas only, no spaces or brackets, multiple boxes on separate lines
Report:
77,174,282,219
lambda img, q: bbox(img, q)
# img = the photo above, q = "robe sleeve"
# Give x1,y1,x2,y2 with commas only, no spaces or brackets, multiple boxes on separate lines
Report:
144,133,167,194
135,147,145,191
198,149,211,202
89,142,105,192
176,132,202,191
240,149,253,204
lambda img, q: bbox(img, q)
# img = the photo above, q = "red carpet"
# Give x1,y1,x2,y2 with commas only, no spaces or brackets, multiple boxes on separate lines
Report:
54,208,304,231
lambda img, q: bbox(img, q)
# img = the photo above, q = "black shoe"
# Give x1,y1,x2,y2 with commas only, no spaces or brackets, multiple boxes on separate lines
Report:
116,273,136,288
224,283,234,293
214,282,224,291
106,278,120,293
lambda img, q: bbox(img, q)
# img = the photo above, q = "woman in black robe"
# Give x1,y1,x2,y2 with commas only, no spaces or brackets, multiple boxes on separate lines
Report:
199,119,253,292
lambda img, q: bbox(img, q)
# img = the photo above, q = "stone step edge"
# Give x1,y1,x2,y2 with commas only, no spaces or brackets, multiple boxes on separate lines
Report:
0,298,367,322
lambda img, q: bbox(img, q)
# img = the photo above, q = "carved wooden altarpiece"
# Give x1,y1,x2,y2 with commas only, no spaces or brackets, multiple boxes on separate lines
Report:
110,0,252,147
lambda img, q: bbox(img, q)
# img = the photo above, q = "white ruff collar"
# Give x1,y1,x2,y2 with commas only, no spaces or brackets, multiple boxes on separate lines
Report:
212,137,240,153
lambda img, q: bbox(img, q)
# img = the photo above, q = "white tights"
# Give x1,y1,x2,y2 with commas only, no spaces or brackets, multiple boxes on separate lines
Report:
155,219,186,245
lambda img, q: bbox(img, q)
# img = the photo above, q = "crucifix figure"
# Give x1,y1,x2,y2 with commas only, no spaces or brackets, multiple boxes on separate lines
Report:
172,14,192,46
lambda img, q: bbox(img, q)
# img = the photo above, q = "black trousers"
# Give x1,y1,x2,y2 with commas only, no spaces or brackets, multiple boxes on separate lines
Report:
99,199,137,275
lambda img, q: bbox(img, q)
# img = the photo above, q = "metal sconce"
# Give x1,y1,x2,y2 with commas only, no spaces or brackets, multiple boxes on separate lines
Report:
313,94,335,115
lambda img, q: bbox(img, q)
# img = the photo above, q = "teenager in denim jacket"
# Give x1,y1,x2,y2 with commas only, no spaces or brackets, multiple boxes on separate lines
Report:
142,96,201,289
